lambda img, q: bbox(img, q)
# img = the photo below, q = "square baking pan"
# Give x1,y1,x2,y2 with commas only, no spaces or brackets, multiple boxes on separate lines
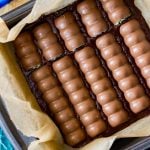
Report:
0,1,150,150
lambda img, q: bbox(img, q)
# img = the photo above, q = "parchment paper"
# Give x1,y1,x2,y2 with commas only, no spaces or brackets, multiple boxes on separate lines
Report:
0,0,149,150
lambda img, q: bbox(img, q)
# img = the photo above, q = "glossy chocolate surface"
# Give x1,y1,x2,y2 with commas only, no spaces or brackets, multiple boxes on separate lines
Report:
14,0,150,148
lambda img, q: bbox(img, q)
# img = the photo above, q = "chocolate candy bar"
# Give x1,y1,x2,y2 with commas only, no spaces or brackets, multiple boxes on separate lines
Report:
14,0,150,147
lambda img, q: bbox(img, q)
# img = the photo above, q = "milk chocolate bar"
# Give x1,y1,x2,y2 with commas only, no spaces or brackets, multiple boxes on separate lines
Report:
53,56,106,138
96,33,149,113
32,65,86,146
120,20,150,88
100,0,131,25
14,0,150,147
14,32,41,70
77,0,107,37
75,47,128,127
55,13,85,51
33,23,63,61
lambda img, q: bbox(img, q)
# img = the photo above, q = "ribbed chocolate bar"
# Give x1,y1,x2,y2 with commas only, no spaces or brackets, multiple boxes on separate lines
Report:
14,0,150,148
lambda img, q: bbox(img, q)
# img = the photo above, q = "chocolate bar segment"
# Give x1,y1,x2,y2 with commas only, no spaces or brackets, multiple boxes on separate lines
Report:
75,47,128,127
77,0,108,37
13,0,150,147
53,56,106,137
120,19,150,88
32,65,86,146
33,23,63,61
55,12,85,51
96,33,150,113
100,0,131,25
14,32,41,70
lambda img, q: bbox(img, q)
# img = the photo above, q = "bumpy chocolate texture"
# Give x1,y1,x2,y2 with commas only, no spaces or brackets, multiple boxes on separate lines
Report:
31,65,86,146
100,0,131,25
14,32,41,70
33,23,63,61
77,0,107,37
75,47,128,127
120,19,150,88
53,56,106,137
14,0,150,147
96,33,150,113
55,12,85,51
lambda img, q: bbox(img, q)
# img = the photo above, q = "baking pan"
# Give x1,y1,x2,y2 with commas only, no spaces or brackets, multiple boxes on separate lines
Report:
1,0,35,27
0,1,150,149
1,96,150,150
0,96,34,150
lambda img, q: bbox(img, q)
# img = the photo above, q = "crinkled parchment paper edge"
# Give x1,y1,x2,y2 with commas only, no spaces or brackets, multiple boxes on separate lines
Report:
0,0,150,150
